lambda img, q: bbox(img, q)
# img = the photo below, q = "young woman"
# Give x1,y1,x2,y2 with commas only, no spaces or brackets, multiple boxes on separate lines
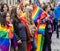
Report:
11,7,27,51
0,12,13,51
43,5,54,38
42,5,53,51
0,12,18,51
1,3,9,12
25,5,36,51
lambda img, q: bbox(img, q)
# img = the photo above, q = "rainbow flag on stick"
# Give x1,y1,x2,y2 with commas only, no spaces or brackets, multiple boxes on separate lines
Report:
32,6,43,23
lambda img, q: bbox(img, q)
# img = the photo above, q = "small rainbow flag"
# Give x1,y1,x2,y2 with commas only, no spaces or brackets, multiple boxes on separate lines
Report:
38,23,46,35
32,6,43,23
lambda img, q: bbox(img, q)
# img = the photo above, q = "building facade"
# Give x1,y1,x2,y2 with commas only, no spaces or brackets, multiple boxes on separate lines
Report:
0,0,17,6
0,0,60,6
40,0,51,3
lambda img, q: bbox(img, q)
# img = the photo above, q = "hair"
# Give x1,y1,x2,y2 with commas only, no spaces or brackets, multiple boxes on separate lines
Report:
0,12,2,22
0,5,1,11
0,3,3,11
1,3,9,12
42,5,48,11
11,7,20,22
25,8,34,24
11,7,17,17
0,12,7,26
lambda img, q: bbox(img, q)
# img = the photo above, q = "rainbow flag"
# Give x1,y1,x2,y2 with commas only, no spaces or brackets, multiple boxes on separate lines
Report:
0,24,13,51
36,34,45,51
40,11,47,20
32,6,43,23
38,23,46,35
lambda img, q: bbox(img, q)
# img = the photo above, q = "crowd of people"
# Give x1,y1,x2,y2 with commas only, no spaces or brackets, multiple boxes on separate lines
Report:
0,0,60,51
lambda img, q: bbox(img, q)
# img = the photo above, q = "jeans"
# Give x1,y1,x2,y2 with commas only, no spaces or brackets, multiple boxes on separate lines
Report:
18,41,27,51
31,38,37,51
42,38,51,51
56,22,59,38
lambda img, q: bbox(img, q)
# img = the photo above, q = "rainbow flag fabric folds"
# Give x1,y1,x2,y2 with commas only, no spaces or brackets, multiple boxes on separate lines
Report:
32,5,47,51
0,24,13,51
38,23,46,35
32,6,43,23
36,34,45,51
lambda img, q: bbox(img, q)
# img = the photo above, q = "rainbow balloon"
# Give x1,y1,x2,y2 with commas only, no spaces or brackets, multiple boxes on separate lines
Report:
38,23,46,35
32,6,43,23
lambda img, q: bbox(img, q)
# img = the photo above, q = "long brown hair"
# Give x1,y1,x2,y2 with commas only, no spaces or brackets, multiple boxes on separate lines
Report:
11,7,20,22
0,12,7,26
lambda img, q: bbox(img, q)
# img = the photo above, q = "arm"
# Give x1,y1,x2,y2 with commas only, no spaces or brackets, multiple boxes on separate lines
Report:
13,20,20,41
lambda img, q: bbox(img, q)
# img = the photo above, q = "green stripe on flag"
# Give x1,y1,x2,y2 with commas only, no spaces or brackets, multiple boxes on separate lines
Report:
0,31,8,38
40,35,45,51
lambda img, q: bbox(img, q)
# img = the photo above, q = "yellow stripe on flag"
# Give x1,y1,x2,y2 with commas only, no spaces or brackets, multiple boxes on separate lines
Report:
36,34,42,51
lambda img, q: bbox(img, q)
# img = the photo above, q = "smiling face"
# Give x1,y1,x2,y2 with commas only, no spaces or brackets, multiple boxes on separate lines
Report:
3,5,8,12
2,3,9,12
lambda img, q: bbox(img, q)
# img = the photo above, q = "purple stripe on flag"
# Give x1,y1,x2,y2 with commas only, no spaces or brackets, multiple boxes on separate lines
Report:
0,45,9,51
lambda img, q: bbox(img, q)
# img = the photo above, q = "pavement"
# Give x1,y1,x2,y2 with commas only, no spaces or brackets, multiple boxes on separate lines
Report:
51,31,60,51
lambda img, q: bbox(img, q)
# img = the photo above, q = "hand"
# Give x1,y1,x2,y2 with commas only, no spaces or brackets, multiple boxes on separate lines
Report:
58,22,60,25
37,19,40,23
15,46,18,51
17,40,22,44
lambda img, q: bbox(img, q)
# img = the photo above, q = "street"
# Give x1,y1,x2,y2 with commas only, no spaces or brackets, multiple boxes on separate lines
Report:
51,31,60,51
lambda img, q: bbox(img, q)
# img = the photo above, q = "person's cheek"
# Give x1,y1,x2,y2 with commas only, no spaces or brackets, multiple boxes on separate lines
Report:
6,17,8,21
8,17,10,21
6,7,8,11
6,17,10,21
